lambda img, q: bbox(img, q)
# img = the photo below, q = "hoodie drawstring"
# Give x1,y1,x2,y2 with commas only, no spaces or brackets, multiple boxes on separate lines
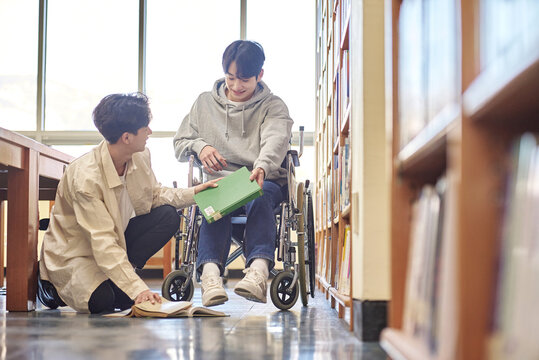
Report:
241,106,246,137
225,105,229,140
225,105,246,140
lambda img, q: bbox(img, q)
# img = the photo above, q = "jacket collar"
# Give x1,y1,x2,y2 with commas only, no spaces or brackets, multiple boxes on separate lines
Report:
99,141,124,189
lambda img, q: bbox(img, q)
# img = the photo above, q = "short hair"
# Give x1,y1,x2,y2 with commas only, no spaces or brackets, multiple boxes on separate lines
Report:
93,92,152,143
222,40,265,80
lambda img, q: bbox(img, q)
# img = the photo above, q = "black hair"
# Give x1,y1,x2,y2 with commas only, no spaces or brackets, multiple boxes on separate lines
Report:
92,92,152,144
222,40,265,80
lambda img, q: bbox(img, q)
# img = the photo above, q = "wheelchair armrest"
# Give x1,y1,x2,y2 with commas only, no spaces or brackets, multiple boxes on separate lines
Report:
184,150,203,168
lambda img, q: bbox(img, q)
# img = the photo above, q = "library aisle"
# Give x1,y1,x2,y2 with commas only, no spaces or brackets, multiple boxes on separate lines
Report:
0,279,387,359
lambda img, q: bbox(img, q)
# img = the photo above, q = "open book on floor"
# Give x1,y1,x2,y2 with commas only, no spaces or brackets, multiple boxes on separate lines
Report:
104,297,228,318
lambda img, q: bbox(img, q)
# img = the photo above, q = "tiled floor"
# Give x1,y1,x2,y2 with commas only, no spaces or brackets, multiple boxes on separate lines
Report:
0,278,387,359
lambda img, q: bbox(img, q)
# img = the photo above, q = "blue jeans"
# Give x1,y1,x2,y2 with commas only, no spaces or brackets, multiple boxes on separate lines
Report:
196,180,284,275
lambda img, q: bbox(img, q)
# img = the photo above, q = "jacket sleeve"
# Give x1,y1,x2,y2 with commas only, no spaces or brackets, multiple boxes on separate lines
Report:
173,96,210,162
254,96,294,177
142,149,196,209
72,190,149,300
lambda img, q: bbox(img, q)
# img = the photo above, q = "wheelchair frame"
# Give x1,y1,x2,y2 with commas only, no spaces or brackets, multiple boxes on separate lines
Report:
162,127,315,310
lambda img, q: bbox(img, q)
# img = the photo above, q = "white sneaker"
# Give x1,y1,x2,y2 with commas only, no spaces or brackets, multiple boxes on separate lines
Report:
201,274,228,307
234,268,267,303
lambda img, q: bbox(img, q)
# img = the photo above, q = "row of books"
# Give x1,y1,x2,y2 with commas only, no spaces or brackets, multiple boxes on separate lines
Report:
314,0,353,299
402,175,456,358
490,133,539,359
317,232,331,283
398,0,459,148
314,133,350,229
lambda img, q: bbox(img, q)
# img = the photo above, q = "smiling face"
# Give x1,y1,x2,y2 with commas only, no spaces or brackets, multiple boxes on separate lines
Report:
224,61,263,102
126,125,152,153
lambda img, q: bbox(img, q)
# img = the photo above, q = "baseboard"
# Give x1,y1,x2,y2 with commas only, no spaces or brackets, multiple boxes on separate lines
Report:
352,299,388,342
138,268,164,279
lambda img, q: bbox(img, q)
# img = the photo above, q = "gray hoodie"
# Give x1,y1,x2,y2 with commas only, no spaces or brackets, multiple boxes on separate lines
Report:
173,78,293,185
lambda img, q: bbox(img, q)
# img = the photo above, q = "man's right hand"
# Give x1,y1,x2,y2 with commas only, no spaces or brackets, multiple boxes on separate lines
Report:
199,146,227,173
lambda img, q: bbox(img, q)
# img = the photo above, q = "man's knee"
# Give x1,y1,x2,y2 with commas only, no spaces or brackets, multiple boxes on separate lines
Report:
155,205,180,232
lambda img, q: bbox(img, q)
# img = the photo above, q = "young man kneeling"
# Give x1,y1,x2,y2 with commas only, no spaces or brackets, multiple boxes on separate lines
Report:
38,93,218,313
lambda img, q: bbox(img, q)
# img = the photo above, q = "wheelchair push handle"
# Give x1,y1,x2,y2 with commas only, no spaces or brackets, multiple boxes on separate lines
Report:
298,126,304,159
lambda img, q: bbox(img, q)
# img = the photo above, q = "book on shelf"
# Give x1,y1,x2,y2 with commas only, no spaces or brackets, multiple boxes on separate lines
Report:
339,224,351,295
333,1,341,69
320,233,328,277
340,50,350,115
333,153,339,220
105,298,228,318
491,133,539,360
341,136,350,210
402,176,453,356
194,166,263,224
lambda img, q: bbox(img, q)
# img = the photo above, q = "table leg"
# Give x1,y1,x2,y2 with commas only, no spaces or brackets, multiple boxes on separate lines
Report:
0,200,4,287
7,149,39,311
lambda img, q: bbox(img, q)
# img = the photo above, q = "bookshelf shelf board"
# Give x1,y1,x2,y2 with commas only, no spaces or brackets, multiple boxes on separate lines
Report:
341,106,351,134
329,287,351,307
380,328,431,360
341,13,350,51
333,61,340,84
463,45,539,128
333,215,339,224
326,98,332,115
341,204,351,218
316,274,331,291
397,104,459,179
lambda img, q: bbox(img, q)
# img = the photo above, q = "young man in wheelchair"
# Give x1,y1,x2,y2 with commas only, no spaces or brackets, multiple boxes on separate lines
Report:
173,40,293,306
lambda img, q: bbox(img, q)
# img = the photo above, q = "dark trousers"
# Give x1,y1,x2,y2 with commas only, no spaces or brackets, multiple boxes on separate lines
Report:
88,205,180,313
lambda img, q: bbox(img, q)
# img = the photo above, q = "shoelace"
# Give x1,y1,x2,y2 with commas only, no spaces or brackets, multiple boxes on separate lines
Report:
202,276,221,288
242,268,265,286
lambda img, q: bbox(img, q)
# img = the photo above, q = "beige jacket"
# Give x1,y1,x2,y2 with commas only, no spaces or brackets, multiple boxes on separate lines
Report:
40,141,195,312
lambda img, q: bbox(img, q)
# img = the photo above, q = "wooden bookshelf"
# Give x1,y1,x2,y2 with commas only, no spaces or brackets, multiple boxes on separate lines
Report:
382,0,539,359
315,0,353,330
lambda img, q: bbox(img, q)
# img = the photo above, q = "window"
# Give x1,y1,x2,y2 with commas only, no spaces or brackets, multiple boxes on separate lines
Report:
247,0,315,132
45,0,139,130
0,0,38,131
146,0,240,132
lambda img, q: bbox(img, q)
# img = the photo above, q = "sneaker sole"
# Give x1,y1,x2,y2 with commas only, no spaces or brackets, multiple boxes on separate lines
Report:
234,288,267,303
203,294,229,307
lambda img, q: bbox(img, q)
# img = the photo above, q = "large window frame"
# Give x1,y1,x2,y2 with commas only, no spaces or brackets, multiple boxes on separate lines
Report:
16,0,313,147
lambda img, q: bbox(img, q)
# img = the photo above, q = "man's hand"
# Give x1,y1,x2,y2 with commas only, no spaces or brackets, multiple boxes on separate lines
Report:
194,178,221,194
199,146,227,174
135,290,161,305
250,167,265,188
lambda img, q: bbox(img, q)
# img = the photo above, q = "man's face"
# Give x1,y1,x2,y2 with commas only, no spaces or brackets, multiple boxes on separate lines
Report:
129,126,152,152
224,61,263,102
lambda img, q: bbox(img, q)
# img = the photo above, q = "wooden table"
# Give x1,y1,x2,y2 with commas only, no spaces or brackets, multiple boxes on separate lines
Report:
0,127,73,311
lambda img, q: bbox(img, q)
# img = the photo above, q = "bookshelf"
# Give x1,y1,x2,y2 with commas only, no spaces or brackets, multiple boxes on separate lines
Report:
315,0,353,329
381,0,539,359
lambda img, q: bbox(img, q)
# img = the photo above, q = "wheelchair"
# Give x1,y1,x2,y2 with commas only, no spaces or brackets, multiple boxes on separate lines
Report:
161,126,316,310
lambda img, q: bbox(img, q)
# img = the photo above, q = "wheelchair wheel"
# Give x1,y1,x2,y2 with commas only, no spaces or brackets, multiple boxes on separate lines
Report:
270,271,299,310
295,182,308,306
306,191,316,298
161,270,194,302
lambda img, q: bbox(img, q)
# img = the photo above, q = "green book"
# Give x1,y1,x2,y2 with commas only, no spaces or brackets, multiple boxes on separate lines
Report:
194,167,263,223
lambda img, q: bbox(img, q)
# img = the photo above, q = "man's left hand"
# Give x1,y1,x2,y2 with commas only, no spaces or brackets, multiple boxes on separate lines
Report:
250,167,265,188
